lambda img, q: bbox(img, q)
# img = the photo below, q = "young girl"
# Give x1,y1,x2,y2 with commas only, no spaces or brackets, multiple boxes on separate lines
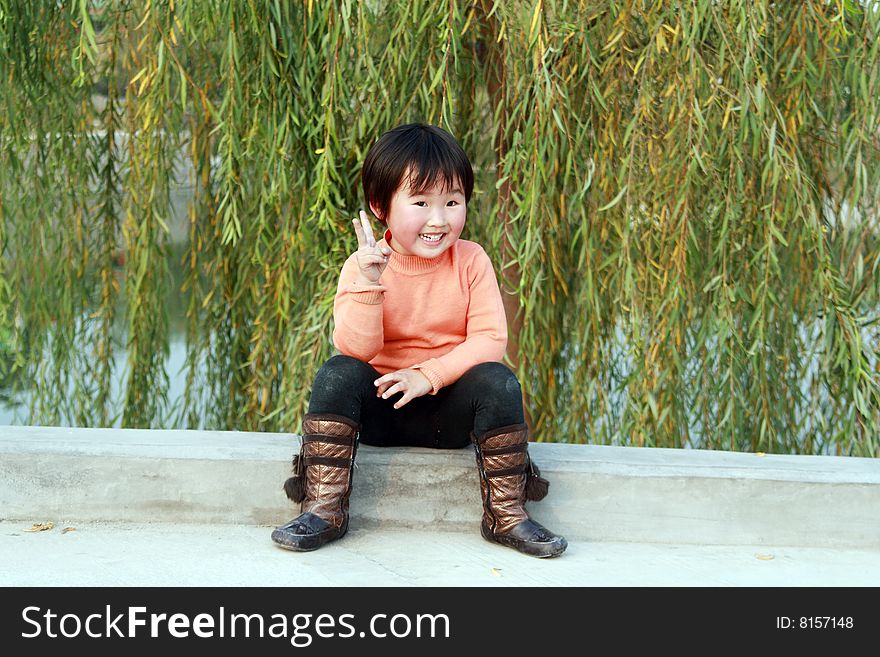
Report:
271,123,566,558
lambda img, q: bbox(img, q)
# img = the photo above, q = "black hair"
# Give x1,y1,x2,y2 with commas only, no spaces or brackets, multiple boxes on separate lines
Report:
361,123,474,224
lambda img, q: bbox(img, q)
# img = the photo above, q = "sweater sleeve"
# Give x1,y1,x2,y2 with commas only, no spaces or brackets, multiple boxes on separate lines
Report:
332,255,386,361
411,247,508,394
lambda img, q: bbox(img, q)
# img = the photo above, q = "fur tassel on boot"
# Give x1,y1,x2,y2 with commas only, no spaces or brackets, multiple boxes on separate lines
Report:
524,458,550,501
282,453,306,503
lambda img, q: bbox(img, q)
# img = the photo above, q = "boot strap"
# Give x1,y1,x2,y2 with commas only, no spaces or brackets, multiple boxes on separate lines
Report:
302,455,352,468
302,433,355,447
481,442,528,456
486,463,529,478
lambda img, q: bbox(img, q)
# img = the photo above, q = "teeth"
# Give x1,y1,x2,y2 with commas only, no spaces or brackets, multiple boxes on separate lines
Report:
420,234,443,242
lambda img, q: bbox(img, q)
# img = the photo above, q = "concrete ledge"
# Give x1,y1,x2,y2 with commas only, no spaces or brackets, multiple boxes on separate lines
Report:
1,425,878,548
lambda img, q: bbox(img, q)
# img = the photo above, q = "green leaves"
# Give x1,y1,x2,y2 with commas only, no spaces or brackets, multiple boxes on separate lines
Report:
597,186,627,212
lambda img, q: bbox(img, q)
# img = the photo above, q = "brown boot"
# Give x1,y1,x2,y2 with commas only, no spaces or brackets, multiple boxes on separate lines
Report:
472,423,567,558
271,413,360,552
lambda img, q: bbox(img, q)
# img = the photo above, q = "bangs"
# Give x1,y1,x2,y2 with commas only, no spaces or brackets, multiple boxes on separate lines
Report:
401,140,466,197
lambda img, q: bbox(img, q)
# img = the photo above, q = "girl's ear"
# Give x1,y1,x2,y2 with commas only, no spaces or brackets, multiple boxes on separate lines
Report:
368,202,383,222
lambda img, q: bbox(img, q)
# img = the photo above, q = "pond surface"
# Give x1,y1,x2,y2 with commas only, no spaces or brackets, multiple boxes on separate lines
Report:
0,187,193,427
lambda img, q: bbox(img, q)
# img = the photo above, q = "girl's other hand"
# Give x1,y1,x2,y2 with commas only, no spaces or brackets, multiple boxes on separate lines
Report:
352,209,392,285
373,368,433,409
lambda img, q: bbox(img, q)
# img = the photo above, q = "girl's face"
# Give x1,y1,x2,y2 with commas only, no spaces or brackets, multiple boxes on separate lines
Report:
373,174,467,259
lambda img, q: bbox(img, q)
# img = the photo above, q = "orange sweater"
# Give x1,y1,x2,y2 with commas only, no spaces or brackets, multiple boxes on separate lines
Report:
332,237,508,394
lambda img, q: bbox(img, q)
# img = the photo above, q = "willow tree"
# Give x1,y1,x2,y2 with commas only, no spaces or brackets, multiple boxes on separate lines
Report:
0,0,878,456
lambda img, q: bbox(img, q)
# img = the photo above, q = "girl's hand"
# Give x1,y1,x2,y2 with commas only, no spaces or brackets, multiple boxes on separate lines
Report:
352,209,392,285
374,368,433,409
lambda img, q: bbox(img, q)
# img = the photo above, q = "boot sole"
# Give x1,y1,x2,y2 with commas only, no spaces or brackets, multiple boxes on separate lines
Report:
480,522,568,558
271,519,348,552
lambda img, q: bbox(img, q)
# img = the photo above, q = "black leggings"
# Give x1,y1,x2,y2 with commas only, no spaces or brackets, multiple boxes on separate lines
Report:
307,355,526,449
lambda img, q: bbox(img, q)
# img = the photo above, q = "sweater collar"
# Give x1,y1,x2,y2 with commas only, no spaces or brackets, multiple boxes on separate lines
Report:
382,238,451,275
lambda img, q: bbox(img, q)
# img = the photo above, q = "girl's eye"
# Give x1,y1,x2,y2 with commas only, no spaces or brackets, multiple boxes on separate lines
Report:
413,200,460,207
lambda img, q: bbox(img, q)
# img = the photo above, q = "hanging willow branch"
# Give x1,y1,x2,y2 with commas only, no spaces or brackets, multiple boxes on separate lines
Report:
0,0,877,456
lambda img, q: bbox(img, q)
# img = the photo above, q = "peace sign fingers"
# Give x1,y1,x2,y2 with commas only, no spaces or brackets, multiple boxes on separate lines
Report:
352,209,376,248
350,209,390,285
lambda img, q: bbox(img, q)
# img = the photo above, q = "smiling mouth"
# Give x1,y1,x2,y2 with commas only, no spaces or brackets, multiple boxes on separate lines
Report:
419,233,445,244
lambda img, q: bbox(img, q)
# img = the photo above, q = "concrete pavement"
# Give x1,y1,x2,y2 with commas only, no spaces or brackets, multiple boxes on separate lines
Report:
2,521,878,586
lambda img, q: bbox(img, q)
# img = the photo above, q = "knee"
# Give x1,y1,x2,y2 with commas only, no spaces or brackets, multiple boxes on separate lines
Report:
463,362,522,401
314,354,374,392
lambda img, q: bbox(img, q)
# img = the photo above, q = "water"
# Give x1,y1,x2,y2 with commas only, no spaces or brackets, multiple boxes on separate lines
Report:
0,186,193,428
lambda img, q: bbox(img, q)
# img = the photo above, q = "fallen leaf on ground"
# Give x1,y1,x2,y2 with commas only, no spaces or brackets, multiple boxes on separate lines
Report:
755,553,775,560
23,522,55,532
491,568,502,577
755,452,766,457
62,527,76,534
